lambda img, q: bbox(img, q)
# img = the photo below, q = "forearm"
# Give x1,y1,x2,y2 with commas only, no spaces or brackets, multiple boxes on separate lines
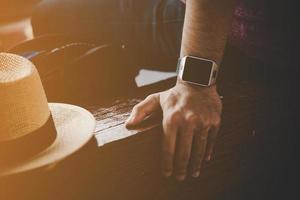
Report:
180,0,236,65
128,0,235,181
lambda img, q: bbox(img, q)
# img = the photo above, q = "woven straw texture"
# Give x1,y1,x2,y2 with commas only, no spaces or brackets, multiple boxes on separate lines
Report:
0,53,95,176
0,53,50,141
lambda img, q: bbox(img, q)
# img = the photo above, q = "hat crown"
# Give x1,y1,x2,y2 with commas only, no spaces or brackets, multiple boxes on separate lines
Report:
0,53,33,83
0,53,50,141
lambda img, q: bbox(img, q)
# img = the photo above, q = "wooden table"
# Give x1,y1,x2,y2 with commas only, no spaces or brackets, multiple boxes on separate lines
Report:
0,78,268,200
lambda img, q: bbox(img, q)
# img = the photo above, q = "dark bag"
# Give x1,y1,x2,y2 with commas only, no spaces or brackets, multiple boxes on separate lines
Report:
8,34,138,105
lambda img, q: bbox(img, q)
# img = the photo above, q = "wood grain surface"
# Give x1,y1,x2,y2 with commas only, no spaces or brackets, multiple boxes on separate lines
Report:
0,78,268,200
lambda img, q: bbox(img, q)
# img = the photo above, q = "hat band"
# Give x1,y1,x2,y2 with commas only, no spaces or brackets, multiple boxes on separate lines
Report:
0,115,57,166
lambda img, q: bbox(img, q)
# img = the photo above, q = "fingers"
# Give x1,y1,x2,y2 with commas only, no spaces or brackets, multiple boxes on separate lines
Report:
162,117,220,181
190,127,209,178
174,125,195,181
161,112,220,181
204,124,220,161
126,93,160,127
161,118,179,177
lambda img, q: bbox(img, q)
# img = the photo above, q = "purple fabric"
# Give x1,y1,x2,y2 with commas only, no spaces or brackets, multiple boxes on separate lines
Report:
229,1,267,51
228,0,283,64
182,0,288,64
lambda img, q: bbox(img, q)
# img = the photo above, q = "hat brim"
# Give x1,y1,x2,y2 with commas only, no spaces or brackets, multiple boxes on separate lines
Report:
0,103,95,177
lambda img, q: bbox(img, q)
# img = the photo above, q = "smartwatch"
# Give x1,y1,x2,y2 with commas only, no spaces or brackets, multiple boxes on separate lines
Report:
177,56,219,87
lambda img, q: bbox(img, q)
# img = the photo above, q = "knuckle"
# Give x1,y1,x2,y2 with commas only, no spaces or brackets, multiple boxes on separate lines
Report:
132,104,142,113
213,117,221,126
199,118,210,128
210,113,221,126
146,94,154,99
145,93,157,101
164,118,172,127
185,113,198,125
167,90,177,99
167,111,181,124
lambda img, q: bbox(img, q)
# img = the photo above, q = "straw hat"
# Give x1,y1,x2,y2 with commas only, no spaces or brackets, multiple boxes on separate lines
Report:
0,53,95,176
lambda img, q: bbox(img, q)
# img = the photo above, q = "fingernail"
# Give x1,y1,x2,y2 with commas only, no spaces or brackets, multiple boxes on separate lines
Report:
176,174,186,181
125,116,134,125
192,171,200,178
206,155,211,161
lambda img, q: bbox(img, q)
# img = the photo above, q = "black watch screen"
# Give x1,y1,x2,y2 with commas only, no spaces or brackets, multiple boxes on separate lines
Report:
182,56,213,85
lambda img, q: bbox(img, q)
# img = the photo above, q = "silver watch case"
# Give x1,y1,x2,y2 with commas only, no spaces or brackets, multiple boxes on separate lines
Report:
177,56,219,87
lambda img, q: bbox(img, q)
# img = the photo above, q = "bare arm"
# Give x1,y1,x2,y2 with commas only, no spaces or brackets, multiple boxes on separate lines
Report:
181,0,235,63
127,0,236,181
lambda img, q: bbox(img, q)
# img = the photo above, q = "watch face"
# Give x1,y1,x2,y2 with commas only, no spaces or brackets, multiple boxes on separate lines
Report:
182,57,213,85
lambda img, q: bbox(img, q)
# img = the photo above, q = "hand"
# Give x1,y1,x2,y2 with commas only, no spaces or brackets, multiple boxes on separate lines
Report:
126,80,222,181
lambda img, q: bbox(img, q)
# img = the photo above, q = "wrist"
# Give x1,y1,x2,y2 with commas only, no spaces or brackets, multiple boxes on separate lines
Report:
176,78,217,92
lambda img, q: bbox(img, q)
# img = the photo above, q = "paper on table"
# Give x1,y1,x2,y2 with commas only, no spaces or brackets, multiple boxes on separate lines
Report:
135,69,176,87
93,101,162,147
95,122,160,147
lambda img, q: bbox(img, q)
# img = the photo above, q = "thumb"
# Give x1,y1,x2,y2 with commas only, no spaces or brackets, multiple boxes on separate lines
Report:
126,93,160,127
